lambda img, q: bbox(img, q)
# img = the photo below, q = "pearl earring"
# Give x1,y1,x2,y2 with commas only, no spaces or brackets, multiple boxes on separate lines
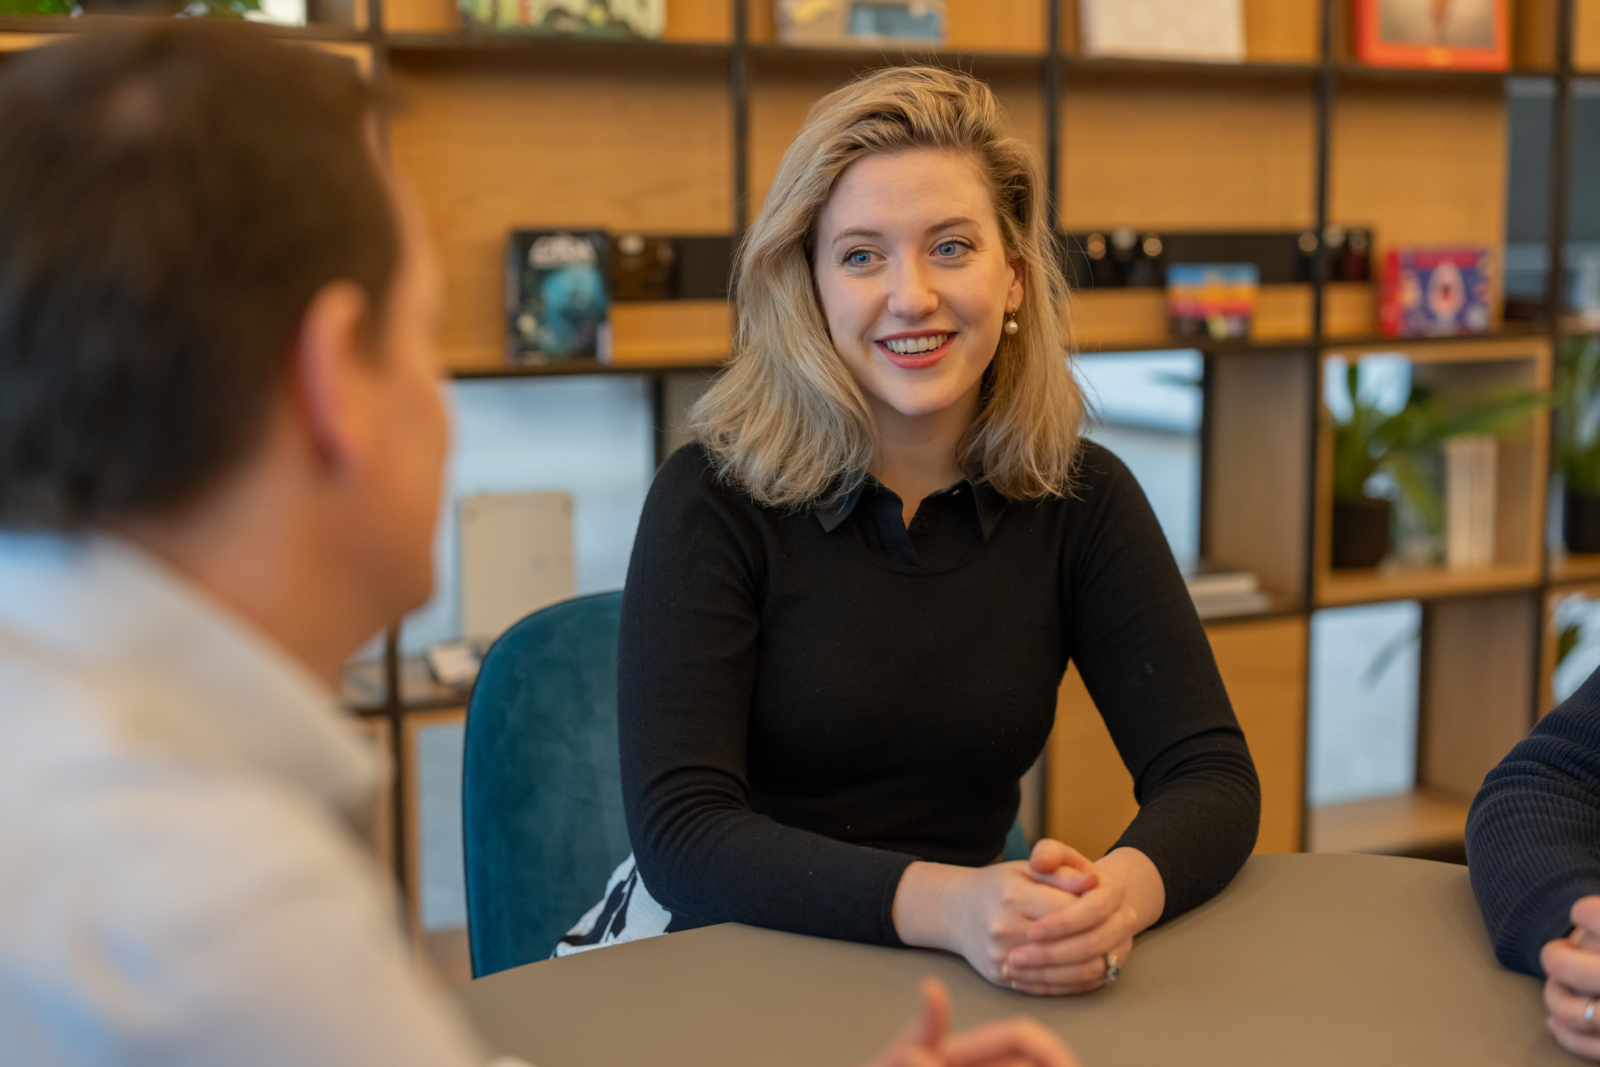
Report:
1004,312,1019,336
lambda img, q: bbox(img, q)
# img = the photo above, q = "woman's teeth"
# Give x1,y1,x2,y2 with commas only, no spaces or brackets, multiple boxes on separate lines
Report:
883,333,950,355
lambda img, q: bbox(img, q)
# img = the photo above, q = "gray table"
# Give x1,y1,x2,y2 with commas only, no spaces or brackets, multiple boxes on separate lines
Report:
454,853,1574,1066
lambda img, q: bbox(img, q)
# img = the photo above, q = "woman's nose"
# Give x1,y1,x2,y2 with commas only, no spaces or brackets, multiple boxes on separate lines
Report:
886,261,938,321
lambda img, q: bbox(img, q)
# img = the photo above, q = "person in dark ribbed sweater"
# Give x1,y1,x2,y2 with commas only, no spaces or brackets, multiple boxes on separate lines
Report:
1468,665,1600,1059
559,67,1261,997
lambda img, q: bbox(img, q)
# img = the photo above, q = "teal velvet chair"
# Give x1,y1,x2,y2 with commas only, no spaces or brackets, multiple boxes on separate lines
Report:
462,591,631,978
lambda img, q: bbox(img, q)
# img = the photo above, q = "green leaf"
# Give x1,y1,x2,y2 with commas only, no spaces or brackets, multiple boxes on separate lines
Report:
1559,622,1583,669
1384,450,1443,533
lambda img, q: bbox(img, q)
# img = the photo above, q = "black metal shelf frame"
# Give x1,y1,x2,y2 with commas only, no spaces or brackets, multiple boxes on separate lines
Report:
4,1,1575,882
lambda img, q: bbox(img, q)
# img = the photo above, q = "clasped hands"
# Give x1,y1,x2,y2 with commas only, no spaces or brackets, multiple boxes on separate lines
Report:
1541,895,1600,1058
893,838,1165,997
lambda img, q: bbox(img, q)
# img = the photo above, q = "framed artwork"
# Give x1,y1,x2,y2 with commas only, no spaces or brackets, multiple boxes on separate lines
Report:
1351,0,1508,71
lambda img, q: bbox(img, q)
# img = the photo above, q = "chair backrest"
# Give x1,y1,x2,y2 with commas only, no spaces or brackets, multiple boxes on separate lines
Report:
462,590,631,978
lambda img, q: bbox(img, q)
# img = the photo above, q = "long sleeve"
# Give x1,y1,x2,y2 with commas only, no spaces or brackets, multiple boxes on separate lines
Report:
1064,446,1262,922
617,448,914,946
1466,669,1600,976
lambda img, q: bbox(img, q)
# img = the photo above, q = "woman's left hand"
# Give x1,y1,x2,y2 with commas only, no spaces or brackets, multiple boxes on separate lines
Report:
1000,840,1165,996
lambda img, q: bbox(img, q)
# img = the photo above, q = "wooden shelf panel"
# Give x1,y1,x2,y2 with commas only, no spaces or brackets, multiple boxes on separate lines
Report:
1318,562,1541,607
1309,789,1469,854
1060,78,1315,233
1551,553,1600,585
1048,614,1308,856
1072,282,1374,351
441,298,729,374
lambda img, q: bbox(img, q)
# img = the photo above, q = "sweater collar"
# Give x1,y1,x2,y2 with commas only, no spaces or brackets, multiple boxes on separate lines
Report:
813,475,1006,541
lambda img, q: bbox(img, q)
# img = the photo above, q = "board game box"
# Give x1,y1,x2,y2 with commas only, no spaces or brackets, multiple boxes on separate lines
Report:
1378,245,1491,337
506,229,611,364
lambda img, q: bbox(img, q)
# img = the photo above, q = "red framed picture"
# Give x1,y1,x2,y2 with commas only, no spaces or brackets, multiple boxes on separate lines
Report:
1351,0,1509,71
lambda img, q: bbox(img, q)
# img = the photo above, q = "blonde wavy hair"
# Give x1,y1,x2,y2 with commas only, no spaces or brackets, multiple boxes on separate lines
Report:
690,65,1083,507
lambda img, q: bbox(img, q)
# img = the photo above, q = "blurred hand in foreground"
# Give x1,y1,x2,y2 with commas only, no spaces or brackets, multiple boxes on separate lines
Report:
867,977,1080,1067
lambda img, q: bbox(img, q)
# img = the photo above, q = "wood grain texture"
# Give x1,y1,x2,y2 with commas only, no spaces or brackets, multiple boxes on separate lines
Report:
1329,85,1507,323
944,0,1048,54
1421,592,1538,800
388,55,731,370
1241,0,1319,62
1046,615,1308,859
1578,0,1600,71
748,66,1043,217
609,300,731,367
1517,0,1559,69
1206,352,1313,602
1060,80,1315,231
1308,789,1470,854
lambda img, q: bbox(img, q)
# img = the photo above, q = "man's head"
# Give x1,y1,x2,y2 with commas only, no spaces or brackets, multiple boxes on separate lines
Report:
0,22,448,676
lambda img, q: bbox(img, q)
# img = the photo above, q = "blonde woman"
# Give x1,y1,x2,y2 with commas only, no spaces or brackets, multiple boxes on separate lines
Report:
564,66,1260,995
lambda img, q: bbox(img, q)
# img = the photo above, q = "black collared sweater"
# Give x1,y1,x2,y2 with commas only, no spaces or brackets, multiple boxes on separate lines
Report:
1467,666,1600,976
617,441,1261,947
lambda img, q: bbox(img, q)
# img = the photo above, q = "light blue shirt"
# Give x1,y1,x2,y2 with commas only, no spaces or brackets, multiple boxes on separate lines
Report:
0,532,488,1067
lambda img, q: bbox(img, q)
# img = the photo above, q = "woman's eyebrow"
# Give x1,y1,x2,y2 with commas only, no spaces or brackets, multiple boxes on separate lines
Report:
828,217,981,247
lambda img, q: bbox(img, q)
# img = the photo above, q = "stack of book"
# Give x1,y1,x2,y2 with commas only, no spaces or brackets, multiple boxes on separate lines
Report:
1184,567,1271,620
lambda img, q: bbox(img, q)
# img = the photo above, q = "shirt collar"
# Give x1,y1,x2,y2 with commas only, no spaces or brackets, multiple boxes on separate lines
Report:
0,531,380,817
812,475,1007,540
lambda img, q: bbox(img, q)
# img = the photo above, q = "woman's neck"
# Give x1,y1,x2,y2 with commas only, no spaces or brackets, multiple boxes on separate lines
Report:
869,381,982,529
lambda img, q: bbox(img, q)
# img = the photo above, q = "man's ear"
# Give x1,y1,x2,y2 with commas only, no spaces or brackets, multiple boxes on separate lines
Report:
291,280,374,474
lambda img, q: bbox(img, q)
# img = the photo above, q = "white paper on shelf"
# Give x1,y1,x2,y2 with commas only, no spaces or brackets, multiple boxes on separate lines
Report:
459,490,576,642
1079,0,1245,62
1444,434,1497,570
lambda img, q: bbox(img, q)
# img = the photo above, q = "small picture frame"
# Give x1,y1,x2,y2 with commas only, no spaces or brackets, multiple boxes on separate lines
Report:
1351,0,1508,71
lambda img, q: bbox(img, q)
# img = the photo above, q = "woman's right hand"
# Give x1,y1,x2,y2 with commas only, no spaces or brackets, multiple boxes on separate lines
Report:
891,845,1098,992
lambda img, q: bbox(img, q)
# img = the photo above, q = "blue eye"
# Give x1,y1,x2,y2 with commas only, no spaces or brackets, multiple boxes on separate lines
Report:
936,241,965,257
846,250,872,266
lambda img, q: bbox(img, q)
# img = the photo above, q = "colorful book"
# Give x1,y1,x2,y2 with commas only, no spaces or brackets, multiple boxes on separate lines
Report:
1352,0,1508,71
1378,245,1491,337
1166,263,1258,340
776,0,946,48
1078,0,1244,63
506,229,611,364
460,0,664,37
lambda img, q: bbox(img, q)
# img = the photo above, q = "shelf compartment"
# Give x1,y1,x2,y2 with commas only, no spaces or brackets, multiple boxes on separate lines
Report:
1329,81,1508,328
388,55,733,373
1048,613,1308,856
1312,338,1552,610
1308,788,1470,854
1541,580,1600,716
1206,350,1314,608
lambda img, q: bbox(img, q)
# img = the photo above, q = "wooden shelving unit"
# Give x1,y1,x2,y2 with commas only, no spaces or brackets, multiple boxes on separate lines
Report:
11,0,1600,973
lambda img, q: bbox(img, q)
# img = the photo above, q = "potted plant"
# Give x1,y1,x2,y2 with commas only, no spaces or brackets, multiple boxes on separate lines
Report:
1557,336,1600,554
1329,363,1547,569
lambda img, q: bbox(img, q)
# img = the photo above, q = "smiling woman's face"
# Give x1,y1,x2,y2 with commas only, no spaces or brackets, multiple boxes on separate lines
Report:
813,147,1023,427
